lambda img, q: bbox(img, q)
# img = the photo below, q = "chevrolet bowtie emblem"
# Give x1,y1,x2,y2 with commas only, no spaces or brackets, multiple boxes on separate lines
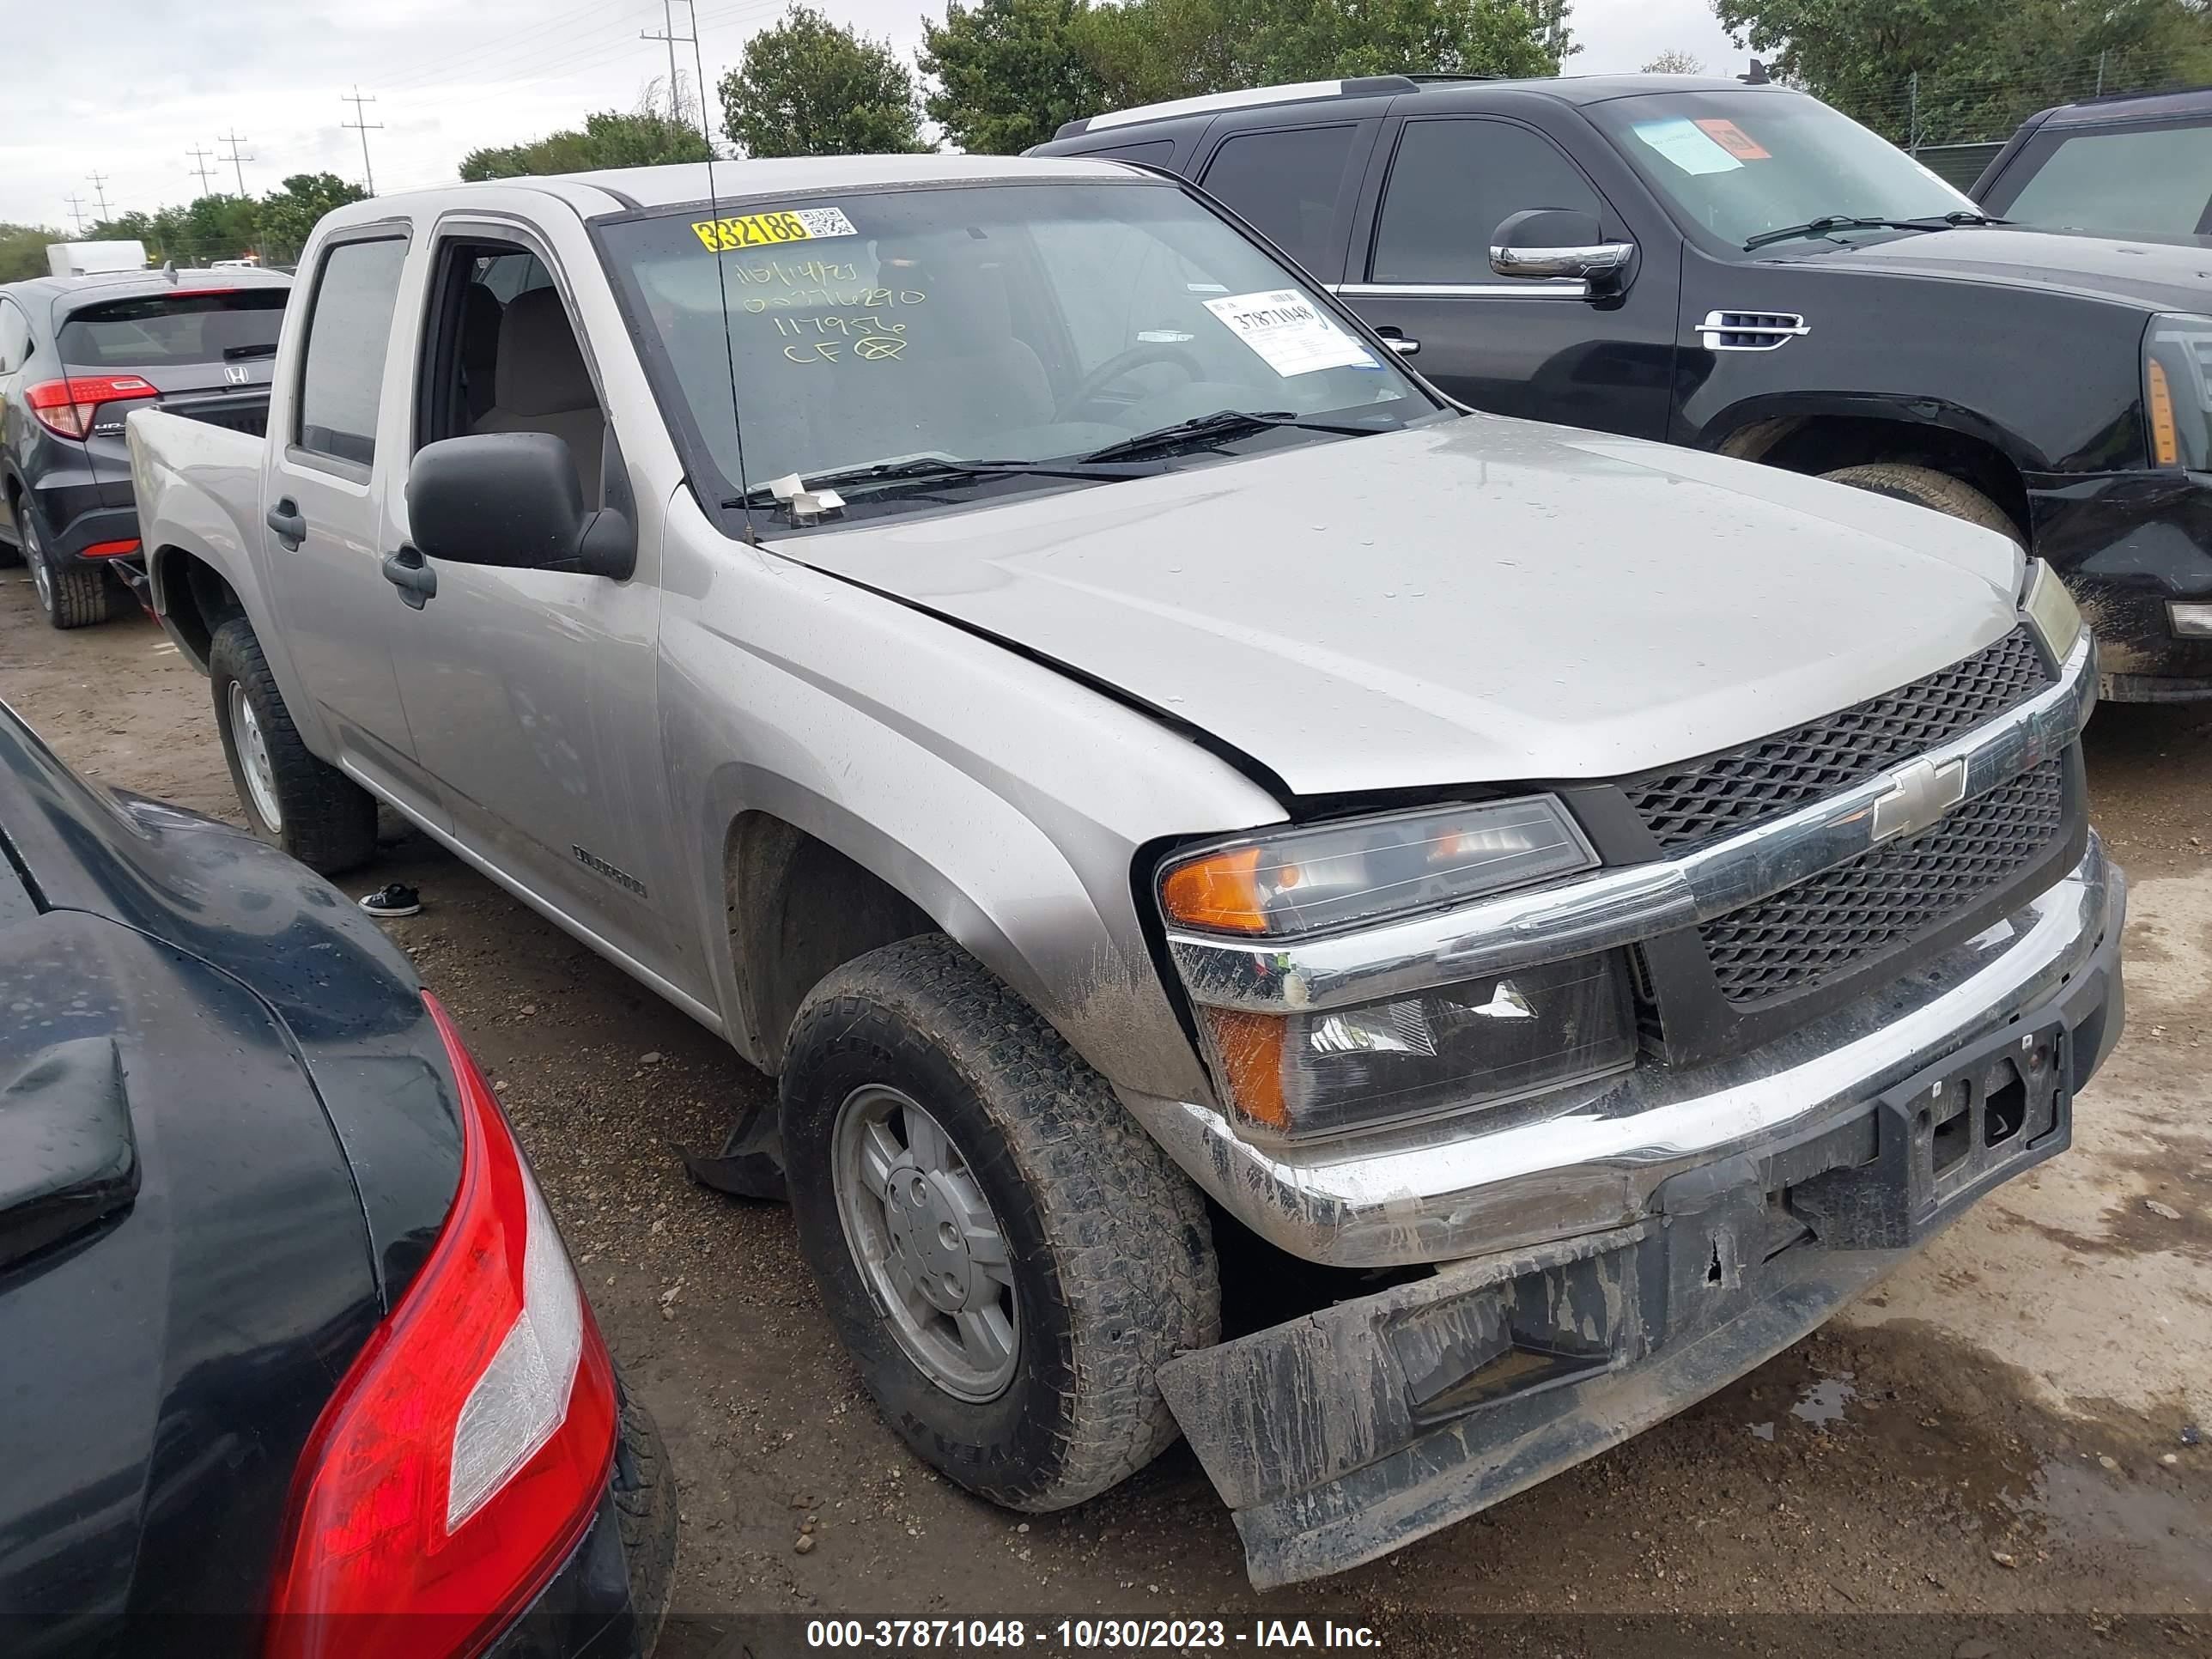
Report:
1871,755,1969,843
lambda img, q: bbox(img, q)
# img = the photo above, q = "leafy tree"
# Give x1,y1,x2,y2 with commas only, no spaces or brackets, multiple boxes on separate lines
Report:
1713,0,2212,143
1642,48,1705,73
718,4,928,156
0,223,65,283
460,106,714,181
256,173,369,264
1231,0,1567,82
921,0,1104,155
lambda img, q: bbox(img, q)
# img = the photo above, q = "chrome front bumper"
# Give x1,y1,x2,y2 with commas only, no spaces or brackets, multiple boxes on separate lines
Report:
1121,835,2123,1267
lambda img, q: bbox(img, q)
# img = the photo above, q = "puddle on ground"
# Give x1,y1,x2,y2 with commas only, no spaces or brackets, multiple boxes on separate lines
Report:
1790,1370,1858,1426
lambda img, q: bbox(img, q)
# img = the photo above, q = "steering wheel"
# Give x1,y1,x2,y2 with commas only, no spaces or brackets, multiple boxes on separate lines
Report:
1058,343,1207,421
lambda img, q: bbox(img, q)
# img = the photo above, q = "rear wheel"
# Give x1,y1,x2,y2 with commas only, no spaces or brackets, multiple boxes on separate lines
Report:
22,508,125,629
781,935,1219,1511
1820,462,2022,544
209,617,378,873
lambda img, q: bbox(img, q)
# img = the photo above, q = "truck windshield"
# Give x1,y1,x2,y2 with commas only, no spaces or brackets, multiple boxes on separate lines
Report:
57,289,288,368
596,179,1432,524
1585,90,1982,252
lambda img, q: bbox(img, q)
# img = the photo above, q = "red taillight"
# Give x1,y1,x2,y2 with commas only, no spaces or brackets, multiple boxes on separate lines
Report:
24,374,157,440
264,993,617,1659
81,538,141,558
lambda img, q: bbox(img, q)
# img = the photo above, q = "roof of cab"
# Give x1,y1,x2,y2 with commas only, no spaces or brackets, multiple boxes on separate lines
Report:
2035,83,2212,125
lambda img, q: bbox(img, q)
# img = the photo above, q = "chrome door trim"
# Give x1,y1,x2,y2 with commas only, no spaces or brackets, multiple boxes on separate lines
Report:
1331,280,1592,301
1166,628,2096,1014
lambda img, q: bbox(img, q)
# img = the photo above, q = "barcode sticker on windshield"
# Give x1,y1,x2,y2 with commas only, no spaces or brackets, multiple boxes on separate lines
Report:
1204,289,1376,377
691,206,859,251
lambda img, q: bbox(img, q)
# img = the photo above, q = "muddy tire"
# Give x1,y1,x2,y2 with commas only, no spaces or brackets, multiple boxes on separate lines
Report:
208,617,378,874
1820,462,2022,544
23,508,125,629
781,934,1219,1511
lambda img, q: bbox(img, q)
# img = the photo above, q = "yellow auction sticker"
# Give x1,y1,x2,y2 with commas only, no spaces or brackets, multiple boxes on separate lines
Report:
691,205,860,251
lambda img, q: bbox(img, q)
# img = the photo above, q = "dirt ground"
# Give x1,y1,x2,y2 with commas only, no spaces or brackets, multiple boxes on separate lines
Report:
4,578,2208,1657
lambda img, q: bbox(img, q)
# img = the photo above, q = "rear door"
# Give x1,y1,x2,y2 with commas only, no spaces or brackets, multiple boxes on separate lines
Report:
260,230,435,818
1338,112,1680,437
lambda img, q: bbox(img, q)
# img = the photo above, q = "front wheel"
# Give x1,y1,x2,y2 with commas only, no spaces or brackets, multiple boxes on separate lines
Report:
781,935,1219,1511
208,618,379,874
1820,462,2022,544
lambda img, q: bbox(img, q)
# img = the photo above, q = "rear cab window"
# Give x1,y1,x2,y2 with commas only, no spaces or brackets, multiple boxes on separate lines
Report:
296,239,410,468
1991,121,2212,238
57,289,286,369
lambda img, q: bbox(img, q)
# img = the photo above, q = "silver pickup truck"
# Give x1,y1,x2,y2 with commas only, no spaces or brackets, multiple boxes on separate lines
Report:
128,155,2123,1588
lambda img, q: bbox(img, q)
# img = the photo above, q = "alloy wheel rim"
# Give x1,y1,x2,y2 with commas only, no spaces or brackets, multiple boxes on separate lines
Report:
228,682,284,832
831,1083,1019,1401
26,522,51,612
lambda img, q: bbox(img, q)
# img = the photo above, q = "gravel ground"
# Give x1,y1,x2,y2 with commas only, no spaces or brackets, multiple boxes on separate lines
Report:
3,578,2208,1656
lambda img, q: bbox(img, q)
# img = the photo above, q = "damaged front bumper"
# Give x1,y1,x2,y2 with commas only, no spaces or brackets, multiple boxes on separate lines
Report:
2029,468,2212,701
1126,839,2124,1587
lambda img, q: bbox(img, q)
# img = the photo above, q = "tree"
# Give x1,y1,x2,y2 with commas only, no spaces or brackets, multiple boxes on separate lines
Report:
1713,0,2212,144
257,173,370,264
1641,48,1705,73
0,223,64,283
718,5,929,156
921,0,1104,155
460,104,714,182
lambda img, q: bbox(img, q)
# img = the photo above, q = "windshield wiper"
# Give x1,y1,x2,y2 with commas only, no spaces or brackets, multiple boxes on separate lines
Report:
735,454,1150,511
1744,210,2006,252
1076,408,1389,464
222,342,278,361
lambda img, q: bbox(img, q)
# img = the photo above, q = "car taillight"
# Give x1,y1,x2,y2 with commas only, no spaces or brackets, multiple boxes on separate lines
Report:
23,374,158,440
264,993,617,1659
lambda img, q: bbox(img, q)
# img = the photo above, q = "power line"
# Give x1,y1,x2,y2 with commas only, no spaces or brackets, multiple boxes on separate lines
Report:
342,87,384,196
64,193,88,235
218,130,254,197
86,172,111,220
187,145,220,196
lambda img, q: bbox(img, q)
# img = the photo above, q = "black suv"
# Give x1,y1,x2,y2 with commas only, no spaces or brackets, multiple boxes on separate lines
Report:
1035,74,2212,702
1973,84,2212,246
0,268,288,629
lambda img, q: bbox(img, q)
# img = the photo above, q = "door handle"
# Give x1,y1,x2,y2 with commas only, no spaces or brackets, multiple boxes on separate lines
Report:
1374,327,1420,356
265,498,306,549
380,546,438,610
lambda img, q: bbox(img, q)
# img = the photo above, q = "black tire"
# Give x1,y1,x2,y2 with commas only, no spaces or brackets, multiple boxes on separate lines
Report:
781,935,1219,1512
208,617,378,874
1820,462,2022,544
22,507,125,629
611,1386,678,1650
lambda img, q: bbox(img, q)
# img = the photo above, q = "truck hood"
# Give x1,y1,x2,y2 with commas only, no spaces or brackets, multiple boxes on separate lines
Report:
1786,224,2212,313
769,416,2023,797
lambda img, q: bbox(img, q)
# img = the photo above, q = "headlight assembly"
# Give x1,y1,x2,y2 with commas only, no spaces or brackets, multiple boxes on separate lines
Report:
1158,799,1634,1139
2021,557,2084,660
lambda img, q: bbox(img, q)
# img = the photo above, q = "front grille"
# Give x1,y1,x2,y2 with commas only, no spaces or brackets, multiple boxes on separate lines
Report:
1699,759,2067,1006
1626,629,2050,850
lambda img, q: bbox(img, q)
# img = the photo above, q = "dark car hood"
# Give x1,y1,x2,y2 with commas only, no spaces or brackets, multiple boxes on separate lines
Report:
1794,225,2212,312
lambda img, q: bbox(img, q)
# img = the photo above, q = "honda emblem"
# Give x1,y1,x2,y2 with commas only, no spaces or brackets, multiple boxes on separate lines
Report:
223,363,250,386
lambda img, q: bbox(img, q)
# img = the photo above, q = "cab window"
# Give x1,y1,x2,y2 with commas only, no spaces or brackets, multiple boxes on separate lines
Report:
1200,125,1359,271
1370,119,1607,284
296,237,408,467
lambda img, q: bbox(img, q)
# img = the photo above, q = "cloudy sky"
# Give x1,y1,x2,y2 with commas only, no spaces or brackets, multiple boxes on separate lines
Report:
0,0,1744,228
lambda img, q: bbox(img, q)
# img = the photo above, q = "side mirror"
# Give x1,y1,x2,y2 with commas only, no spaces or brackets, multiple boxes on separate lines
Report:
1488,209,1636,288
405,431,635,580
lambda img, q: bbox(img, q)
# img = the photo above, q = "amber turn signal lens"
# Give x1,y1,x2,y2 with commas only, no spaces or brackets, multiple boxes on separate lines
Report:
1200,1008,1289,1130
1159,846,1269,933
2149,358,2180,466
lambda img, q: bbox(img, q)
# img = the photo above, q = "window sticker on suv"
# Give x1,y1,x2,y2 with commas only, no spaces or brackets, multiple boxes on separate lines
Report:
690,206,860,251
1203,289,1378,376
1695,118,1771,161
1632,118,1744,175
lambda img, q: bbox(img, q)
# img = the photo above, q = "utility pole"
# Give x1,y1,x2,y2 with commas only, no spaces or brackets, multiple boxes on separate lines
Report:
341,87,382,195
187,145,219,196
86,172,111,220
64,194,88,235
218,130,254,197
642,0,696,122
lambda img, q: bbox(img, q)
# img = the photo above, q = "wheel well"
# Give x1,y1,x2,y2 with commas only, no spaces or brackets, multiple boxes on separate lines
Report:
725,813,936,1072
1719,415,2032,541
155,548,247,669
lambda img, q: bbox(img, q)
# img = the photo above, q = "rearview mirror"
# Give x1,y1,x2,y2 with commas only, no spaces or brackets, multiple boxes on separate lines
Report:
1488,210,1636,288
405,432,635,580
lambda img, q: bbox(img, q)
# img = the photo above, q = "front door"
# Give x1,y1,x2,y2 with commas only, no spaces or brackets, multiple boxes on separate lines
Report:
1338,116,1680,440
378,231,685,989
261,231,434,819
